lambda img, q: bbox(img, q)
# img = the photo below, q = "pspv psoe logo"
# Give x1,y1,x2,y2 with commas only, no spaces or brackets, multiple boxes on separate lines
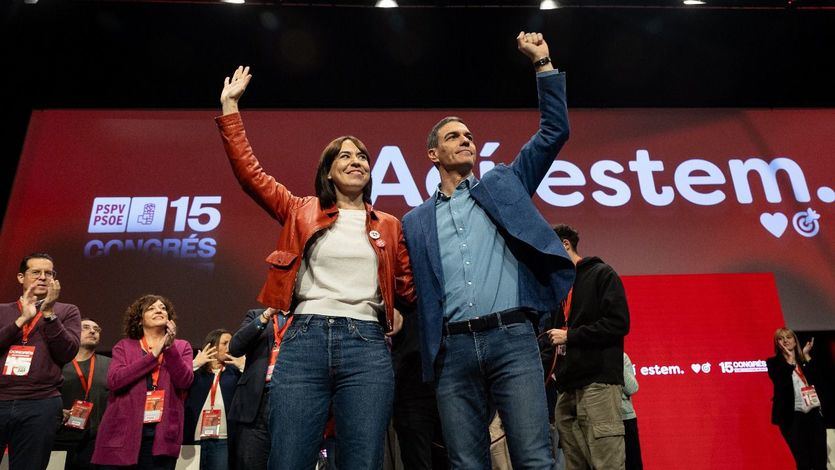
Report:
88,197,169,233
85,196,221,259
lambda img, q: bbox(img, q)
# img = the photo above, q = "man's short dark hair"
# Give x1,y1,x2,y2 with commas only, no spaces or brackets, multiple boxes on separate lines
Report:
427,116,465,150
553,224,579,251
19,252,54,274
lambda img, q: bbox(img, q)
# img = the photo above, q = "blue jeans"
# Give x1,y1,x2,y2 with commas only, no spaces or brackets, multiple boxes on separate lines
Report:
199,438,228,470
435,319,554,470
268,315,394,470
0,397,62,470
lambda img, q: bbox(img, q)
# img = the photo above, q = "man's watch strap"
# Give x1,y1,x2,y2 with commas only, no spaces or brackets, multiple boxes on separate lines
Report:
533,56,551,67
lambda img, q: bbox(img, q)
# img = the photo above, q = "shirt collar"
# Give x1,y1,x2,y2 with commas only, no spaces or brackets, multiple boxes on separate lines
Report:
434,173,477,203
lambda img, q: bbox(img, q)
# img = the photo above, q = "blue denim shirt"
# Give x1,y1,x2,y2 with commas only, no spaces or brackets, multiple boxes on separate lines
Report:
435,174,519,322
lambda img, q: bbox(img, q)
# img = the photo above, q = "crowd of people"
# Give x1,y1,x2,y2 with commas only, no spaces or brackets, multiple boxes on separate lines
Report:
0,31,824,470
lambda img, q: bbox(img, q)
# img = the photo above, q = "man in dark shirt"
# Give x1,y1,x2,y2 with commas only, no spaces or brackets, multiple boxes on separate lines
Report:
0,253,81,470
54,318,111,470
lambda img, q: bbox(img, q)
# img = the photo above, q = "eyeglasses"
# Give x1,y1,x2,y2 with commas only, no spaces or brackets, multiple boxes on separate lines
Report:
82,325,102,333
25,269,57,279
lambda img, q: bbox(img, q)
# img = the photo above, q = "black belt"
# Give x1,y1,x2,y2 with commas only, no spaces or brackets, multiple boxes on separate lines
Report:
444,309,531,335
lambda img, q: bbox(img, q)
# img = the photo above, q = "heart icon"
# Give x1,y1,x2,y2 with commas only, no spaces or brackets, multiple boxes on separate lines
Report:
760,212,788,238
691,364,700,374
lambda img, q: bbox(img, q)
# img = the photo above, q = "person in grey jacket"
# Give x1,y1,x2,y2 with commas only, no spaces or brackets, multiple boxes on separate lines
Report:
622,353,643,470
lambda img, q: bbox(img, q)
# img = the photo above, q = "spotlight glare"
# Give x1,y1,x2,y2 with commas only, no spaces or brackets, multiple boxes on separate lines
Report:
375,0,399,7
221,0,245,4
540,0,560,9
683,0,706,4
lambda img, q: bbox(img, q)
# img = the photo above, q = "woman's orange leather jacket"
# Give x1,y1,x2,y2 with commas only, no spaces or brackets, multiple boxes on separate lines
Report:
216,113,415,331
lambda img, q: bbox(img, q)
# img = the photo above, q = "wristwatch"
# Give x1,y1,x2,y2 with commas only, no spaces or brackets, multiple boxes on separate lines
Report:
533,56,551,67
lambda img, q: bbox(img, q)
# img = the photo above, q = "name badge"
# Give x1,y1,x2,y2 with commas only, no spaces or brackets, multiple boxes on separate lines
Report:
801,385,821,408
143,390,165,423
200,409,222,438
556,326,568,356
65,400,94,429
3,345,35,376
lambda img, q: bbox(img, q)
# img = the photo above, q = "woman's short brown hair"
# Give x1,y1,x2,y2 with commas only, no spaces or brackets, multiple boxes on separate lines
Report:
314,136,373,209
123,294,177,340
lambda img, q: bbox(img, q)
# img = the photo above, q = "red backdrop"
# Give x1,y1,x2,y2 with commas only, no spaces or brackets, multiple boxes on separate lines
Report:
1,108,832,467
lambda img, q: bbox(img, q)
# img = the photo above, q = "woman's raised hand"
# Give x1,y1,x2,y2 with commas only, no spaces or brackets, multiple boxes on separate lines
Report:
220,65,252,115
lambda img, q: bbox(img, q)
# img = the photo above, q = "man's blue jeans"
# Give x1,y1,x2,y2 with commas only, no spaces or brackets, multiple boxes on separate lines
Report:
268,315,394,470
435,319,555,470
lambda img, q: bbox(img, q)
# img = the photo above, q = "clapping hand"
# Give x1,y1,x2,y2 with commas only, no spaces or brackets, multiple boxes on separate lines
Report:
16,284,39,327
193,342,218,369
802,337,815,361
224,354,246,371
41,279,61,312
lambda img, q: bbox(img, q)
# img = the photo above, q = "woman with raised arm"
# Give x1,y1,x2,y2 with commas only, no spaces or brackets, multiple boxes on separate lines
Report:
766,328,827,470
92,295,194,469
216,66,415,470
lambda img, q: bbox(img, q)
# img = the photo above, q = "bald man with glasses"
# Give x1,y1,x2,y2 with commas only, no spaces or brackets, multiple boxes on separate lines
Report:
0,252,81,470
54,318,111,470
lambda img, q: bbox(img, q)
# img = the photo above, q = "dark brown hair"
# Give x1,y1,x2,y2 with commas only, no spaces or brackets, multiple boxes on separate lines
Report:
553,224,580,252
200,328,232,372
19,252,54,274
427,116,465,150
314,136,373,209
122,294,177,340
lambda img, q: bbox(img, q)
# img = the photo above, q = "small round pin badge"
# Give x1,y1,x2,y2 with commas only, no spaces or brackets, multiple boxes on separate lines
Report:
375,239,386,248
369,230,381,240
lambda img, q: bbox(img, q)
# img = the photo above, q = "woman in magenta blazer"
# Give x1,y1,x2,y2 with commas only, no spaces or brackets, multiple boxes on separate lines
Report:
92,295,194,469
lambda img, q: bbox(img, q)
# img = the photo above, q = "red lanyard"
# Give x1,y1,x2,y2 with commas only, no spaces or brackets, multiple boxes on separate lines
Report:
71,355,96,400
209,366,224,409
561,288,574,325
267,316,294,368
795,364,810,386
140,337,165,389
17,300,43,345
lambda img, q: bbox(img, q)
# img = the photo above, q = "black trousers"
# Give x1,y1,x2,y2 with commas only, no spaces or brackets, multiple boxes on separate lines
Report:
779,410,828,470
229,390,271,470
392,393,448,470
54,431,97,470
623,417,643,470
0,397,63,470
99,426,176,470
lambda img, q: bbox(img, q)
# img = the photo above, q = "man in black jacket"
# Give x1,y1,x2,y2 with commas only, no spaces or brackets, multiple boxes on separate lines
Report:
546,225,630,470
227,307,284,470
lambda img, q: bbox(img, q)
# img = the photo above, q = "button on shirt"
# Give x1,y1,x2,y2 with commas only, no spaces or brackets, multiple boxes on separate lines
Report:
435,174,520,322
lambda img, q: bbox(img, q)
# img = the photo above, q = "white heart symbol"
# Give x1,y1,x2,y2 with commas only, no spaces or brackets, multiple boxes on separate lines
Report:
691,364,700,374
760,212,788,238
